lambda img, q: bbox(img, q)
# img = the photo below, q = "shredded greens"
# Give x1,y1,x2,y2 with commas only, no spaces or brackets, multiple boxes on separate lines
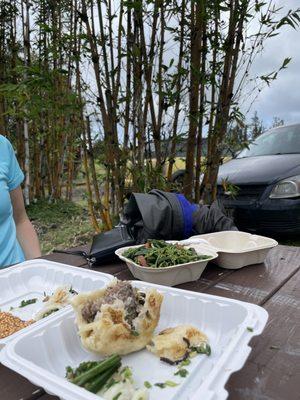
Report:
123,240,211,268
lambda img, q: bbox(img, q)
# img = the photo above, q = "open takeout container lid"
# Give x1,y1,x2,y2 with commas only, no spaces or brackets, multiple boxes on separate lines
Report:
189,231,278,269
0,280,268,400
0,259,114,348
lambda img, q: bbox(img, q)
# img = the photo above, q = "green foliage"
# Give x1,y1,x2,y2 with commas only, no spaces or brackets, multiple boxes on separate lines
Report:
27,199,83,224
0,65,80,120
220,178,240,199
1,0,299,212
27,200,94,254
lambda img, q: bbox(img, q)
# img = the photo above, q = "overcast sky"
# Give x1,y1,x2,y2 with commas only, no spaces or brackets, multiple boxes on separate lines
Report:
246,0,300,127
86,0,300,136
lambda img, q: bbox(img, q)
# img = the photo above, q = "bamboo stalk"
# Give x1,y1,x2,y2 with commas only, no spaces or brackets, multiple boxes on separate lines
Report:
166,0,186,182
195,0,207,203
183,0,204,200
21,0,31,205
86,116,112,230
82,123,100,233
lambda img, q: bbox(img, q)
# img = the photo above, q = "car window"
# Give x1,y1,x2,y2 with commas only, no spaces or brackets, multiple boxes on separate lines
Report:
237,125,300,158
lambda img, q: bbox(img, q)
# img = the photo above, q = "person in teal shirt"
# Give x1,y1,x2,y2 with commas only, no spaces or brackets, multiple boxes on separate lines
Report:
0,135,41,268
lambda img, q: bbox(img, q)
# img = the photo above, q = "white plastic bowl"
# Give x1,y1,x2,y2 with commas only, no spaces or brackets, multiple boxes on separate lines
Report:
115,242,218,286
190,231,278,269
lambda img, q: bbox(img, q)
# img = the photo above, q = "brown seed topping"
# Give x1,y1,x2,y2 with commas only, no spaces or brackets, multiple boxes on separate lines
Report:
0,312,34,338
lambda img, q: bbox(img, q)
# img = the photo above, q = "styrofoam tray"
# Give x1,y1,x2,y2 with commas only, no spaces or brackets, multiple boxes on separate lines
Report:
0,259,113,347
0,280,268,400
115,241,218,286
190,231,278,269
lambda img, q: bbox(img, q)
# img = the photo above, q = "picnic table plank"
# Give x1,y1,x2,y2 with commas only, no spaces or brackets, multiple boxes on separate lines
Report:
226,266,300,400
88,259,127,275
41,245,127,275
32,394,57,400
41,245,90,267
0,365,41,400
204,245,300,305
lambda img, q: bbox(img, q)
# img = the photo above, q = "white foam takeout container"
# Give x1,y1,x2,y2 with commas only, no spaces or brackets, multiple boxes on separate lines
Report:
0,280,268,400
190,231,278,269
115,241,218,286
0,259,113,348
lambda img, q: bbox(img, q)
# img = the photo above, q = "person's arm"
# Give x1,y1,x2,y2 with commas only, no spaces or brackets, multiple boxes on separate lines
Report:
10,186,41,260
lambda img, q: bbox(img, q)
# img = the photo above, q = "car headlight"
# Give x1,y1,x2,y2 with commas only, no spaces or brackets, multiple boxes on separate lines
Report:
270,175,300,199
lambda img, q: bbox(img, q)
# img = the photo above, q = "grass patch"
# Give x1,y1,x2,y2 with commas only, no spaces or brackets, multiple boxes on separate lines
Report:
27,199,95,255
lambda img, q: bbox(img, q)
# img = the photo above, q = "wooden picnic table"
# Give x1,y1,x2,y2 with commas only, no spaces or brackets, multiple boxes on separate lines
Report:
1,244,300,400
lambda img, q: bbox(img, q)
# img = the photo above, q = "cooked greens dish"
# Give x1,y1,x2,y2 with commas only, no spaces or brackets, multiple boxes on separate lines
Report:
123,240,211,268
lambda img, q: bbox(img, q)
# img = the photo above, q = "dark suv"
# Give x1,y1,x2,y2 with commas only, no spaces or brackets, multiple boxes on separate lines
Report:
217,124,300,235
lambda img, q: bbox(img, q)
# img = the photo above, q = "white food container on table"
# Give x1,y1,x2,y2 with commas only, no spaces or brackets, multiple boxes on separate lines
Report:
0,280,268,400
0,259,113,348
115,242,218,286
190,231,278,269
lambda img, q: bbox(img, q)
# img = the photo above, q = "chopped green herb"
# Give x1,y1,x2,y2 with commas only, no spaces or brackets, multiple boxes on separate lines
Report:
180,358,191,367
42,308,59,318
191,343,211,356
155,380,179,389
174,368,189,378
247,327,254,332
105,378,118,389
131,330,139,336
69,286,78,295
144,381,152,388
65,366,73,379
112,393,122,400
122,366,132,379
9,306,14,311
19,298,38,308
155,383,166,389
165,380,179,387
